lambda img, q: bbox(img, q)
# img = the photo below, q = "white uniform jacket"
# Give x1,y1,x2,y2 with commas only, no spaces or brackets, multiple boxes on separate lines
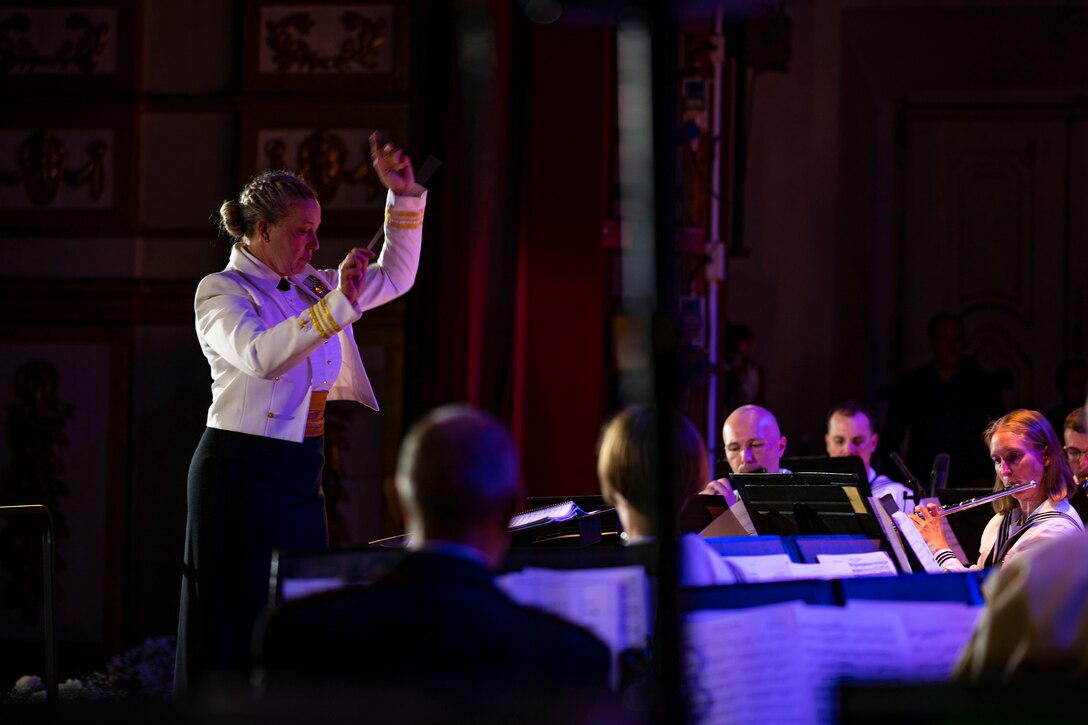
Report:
195,188,426,442
935,497,1083,572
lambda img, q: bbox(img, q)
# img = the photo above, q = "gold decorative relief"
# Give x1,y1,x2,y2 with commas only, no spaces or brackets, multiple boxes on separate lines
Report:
263,129,383,204
0,10,112,75
0,129,107,206
258,5,393,75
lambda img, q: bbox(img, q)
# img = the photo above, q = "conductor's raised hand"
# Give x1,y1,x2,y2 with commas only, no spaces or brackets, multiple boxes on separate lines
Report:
337,247,376,306
369,133,415,196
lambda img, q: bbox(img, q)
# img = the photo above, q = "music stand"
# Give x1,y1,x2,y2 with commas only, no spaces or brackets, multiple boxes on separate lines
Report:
782,455,870,487
793,470,873,500
731,480,884,539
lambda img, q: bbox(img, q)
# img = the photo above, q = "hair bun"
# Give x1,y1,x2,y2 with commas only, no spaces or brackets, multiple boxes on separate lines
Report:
219,199,245,239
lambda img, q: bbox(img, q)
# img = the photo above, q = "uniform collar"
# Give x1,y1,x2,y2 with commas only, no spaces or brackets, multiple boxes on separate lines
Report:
230,242,320,290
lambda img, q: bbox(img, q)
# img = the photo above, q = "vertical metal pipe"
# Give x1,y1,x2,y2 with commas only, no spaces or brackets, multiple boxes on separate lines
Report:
0,505,59,703
41,509,58,704
706,7,726,461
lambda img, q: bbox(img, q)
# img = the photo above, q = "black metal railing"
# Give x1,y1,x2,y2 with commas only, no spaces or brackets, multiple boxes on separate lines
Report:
0,504,58,703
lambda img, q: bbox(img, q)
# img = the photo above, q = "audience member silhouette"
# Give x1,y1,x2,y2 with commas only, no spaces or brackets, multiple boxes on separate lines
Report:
880,312,1004,487
255,405,611,714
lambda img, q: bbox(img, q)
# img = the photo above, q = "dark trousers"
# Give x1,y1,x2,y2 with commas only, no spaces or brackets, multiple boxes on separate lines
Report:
174,427,328,697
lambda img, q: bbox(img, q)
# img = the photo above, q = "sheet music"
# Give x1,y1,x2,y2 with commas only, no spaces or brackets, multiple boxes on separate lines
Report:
497,565,650,689
815,551,898,577
508,500,583,529
686,605,817,725
720,554,855,583
719,554,795,582
891,511,944,573
869,496,912,572
845,600,982,680
685,598,982,725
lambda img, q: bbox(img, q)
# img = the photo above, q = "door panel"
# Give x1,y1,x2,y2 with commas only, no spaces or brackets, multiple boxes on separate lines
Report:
902,109,1069,409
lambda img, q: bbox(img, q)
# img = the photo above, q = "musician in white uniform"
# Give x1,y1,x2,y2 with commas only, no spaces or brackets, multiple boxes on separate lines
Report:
912,409,1083,571
825,400,914,513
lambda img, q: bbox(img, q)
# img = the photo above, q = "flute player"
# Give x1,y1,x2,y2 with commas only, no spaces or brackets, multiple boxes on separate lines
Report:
911,409,1083,571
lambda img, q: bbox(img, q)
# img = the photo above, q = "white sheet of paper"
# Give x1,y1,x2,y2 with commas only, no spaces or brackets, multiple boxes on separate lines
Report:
685,598,983,725
721,554,855,582
686,604,818,725
845,600,982,680
720,554,795,582
497,565,650,690
869,496,912,572
892,511,944,573
816,551,898,577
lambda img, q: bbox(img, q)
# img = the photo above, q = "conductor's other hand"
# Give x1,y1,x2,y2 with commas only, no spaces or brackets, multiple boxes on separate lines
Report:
337,247,376,305
369,133,415,196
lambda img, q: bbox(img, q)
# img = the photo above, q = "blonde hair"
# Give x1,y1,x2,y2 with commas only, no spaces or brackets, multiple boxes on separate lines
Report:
219,170,316,242
984,409,1076,514
597,405,709,529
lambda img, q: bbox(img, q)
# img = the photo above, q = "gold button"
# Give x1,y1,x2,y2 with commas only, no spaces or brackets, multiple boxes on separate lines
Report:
322,380,328,386
327,360,332,365
267,413,275,418
274,376,281,381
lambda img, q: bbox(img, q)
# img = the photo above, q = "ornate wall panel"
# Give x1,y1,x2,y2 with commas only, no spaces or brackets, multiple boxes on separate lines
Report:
0,1,139,93
903,110,1068,408
243,1,409,93
240,101,407,232
0,103,136,232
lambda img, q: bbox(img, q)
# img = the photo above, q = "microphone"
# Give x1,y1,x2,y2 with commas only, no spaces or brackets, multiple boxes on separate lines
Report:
928,453,950,498
890,452,926,501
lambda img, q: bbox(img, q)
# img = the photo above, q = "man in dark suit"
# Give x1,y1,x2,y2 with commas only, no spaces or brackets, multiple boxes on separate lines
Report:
255,405,612,716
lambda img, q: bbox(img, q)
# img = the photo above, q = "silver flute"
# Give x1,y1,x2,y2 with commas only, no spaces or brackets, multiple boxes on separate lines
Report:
938,480,1037,515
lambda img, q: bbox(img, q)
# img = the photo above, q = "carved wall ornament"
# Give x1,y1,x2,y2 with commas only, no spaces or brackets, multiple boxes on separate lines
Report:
0,11,111,75
264,9,387,73
264,129,383,204
0,128,107,206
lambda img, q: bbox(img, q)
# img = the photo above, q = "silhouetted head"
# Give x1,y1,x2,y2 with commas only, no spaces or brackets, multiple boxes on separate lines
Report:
396,405,521,566
597,405,709,540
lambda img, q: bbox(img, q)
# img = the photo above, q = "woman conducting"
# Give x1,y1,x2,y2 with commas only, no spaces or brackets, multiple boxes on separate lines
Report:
912,409,1083,571
175,135,425,694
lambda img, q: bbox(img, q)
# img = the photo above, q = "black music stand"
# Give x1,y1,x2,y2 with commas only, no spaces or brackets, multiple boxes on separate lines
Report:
731,481,884,540
782,455,870,487
793,470,873,500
